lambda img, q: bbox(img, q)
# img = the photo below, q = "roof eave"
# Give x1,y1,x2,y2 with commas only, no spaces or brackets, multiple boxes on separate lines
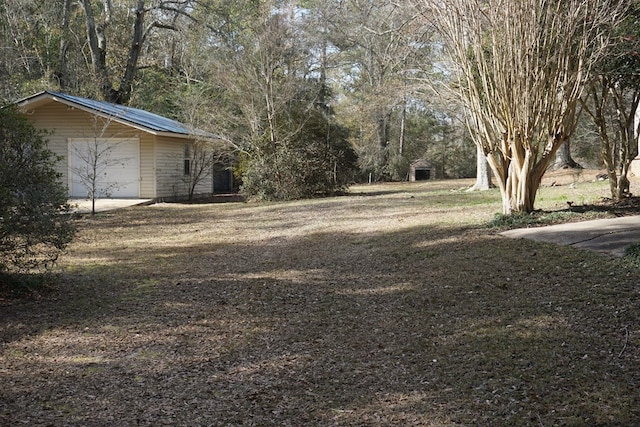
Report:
16,91,215,140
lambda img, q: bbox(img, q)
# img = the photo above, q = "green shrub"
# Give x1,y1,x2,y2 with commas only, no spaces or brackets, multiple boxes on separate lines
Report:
0,105,75,274
241,108,357,201
489,212,541,229
623,243,640,267
489,210,602,229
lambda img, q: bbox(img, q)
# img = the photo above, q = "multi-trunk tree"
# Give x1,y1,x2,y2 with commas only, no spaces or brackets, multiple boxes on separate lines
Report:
415,0,623,214
582,0,640,200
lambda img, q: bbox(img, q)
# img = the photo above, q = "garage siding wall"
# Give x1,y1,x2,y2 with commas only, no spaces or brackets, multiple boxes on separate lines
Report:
24,103,84,183
25,103,157,198
139,135,155,198
155,136,213,199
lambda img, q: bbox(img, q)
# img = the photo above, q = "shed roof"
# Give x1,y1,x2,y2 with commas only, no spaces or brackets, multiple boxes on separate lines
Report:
410,159,433,168
15,91,218,140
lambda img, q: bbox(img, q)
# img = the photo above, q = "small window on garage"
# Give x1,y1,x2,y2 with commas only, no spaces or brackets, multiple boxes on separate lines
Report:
183,144,191,176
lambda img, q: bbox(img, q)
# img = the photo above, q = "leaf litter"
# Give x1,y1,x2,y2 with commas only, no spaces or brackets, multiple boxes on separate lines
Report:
1,176,639,426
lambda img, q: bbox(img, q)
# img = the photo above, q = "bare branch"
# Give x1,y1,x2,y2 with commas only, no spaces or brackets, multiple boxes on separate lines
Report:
413,0,623,213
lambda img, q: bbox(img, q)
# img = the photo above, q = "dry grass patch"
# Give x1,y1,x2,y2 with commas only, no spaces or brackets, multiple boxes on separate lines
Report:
1,176,639,426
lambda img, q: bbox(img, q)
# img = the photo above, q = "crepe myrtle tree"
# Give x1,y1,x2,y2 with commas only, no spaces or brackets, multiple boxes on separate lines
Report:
582,0,640,200
415,0,624,214
0,105,75,274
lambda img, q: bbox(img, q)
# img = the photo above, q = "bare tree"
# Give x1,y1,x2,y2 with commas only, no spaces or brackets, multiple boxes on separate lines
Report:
179,138,234,201
583,75,640,199
78,0,200,104
415,0,623,214
330,0,429,181
581,1,640,200
0,0,61,98
70,115,133,214
200,0,305,156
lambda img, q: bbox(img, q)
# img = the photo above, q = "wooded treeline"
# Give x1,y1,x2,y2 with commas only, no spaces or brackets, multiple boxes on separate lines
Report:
1,0,639,209
0,0,472,199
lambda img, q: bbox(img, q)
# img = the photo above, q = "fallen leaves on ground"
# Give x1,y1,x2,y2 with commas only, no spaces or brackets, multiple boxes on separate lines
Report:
1,179,639,426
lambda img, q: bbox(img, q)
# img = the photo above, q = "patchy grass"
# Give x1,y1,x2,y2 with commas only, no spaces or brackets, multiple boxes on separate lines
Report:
1,175,639,426
623,243,640,268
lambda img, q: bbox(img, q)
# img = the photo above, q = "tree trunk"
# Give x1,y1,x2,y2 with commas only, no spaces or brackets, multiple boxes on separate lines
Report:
399,97,406,157
375,109,390,179
493,159,542,214
81,0,114,100
80,0,148,104
55,0,73,90
467,145,493,191
553,140,581,169
116,0,146,105
487,135,560,214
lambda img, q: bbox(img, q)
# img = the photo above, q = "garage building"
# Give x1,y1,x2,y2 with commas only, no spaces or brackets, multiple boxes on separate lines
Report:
16,91,222,200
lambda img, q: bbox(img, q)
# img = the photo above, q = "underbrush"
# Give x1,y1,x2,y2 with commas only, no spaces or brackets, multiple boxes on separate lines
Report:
489,209,611,229
624,243,640,267
0,272,55,299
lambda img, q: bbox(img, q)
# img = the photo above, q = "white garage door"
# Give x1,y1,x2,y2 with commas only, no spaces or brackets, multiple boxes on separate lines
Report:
69,138,140,198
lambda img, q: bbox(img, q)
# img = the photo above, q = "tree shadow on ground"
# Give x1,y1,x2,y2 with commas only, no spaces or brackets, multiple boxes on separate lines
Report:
1,219,639,426
567,196,640,216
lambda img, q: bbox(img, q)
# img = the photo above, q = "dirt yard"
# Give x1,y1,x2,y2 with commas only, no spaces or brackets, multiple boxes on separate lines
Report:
1,176,639,426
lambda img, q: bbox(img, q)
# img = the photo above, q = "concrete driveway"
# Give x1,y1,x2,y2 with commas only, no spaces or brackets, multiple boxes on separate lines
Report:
501,215,640,257
69,198,153,214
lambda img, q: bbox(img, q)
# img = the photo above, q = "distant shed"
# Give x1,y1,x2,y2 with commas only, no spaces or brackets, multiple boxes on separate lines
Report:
409,159,434,181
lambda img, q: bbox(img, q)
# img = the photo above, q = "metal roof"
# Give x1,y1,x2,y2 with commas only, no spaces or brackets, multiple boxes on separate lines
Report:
16,91,218,139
